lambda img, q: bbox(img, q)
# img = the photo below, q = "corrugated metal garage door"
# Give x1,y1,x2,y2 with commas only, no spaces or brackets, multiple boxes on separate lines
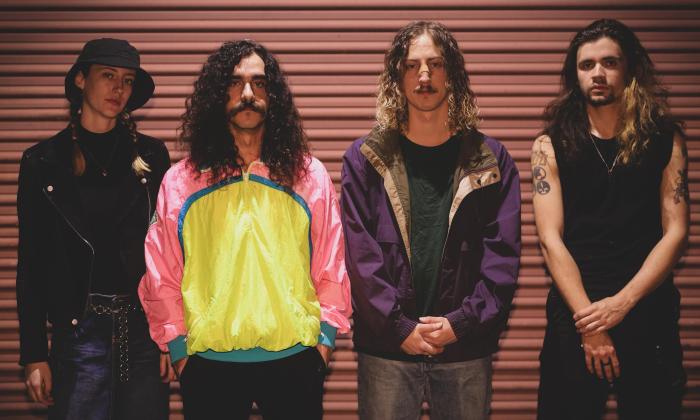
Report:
0,1,698,418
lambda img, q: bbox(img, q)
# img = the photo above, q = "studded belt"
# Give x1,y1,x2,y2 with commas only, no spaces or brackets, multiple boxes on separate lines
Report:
86,293,138,383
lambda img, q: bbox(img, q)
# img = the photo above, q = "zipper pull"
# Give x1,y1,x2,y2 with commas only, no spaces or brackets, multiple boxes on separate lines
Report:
243,160,261,181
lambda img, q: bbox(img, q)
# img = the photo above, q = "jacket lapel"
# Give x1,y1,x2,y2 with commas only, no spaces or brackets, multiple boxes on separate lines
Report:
38,130,94,244
360,128,503,260
113,137,152,226
448,132,500,226
360,128,413,262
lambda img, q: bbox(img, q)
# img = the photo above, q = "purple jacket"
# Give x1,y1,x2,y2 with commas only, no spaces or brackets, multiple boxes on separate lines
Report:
341,128,521,362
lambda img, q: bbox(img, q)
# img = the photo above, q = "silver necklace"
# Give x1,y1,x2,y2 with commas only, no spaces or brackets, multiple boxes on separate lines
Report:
589,133,620,176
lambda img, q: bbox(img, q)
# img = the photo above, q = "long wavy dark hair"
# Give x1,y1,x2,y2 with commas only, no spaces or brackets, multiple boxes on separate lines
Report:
376,21,480,134
544,19,682,164
180,40,309,187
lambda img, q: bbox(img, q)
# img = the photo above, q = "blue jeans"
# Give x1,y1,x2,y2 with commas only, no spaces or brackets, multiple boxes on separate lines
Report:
48,305,169,420
358,352,492,420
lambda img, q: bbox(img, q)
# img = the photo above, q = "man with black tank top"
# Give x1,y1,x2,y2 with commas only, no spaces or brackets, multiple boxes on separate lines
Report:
534,19,688,419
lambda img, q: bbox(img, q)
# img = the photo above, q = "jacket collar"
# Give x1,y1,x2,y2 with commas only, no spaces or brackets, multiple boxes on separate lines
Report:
36,127,151,241
360,127,500,262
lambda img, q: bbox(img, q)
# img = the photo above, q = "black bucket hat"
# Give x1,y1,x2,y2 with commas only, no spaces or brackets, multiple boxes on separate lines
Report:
64,38,155,111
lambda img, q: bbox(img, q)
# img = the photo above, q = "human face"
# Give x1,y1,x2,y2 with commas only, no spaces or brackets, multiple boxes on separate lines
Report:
226,53,268,131
400,32,449,115
576,37,627,107
75,64,135,123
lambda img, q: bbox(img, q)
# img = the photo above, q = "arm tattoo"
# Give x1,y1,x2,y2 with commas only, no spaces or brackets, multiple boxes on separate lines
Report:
532,140,551,195
532,148,548,167
673,168,689,204
533,166,547,180
536,180,551,195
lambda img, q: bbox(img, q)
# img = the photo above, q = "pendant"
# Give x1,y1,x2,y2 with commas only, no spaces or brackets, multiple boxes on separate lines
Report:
101,169,108,177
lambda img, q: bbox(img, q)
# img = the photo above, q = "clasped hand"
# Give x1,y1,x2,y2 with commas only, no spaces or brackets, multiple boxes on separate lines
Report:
400,316,457,356
581,331,620,382
573,295,631,336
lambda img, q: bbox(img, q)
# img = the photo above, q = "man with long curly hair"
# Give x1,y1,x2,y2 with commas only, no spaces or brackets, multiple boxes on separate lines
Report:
138,40,351,419
341,21,521,419
533,19,688,419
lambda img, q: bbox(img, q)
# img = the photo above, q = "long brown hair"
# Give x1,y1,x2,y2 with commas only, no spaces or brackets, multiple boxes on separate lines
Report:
543,19,682,164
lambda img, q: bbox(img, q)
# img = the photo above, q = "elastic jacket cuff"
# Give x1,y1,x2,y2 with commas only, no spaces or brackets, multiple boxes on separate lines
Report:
396,314,419,346
167,335,188,362
445,309,469,340
319,322,337,349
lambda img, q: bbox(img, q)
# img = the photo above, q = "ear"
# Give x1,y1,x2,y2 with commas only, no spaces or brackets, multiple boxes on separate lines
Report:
74,71,86,91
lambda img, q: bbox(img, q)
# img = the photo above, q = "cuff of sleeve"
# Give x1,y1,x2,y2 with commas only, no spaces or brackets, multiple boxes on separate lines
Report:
19,355,48,367
445,309,469,340
396,314,419,346
19,344,49,367
167,335,188,362
318,322,337,349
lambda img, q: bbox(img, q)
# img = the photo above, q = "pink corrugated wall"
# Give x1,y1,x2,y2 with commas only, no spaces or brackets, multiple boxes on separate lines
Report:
0,1,698,418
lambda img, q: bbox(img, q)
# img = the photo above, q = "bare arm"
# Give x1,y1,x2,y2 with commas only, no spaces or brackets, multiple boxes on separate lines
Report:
532,136,591,313
533,135,619,381
575,132,689,334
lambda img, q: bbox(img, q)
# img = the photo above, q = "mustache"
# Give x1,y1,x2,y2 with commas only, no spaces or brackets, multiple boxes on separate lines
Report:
414,85,437,93
227,101,266,118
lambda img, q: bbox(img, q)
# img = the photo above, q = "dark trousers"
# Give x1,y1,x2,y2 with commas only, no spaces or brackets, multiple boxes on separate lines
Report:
48,304,170,420
537,291,686,420
180,348,327,420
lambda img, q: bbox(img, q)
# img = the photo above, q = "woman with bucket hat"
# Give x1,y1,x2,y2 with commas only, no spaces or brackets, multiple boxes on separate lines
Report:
16,38,172,419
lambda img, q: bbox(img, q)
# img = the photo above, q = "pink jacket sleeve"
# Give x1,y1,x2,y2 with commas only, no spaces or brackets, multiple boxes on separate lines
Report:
138,172,187,352
309,160,353,334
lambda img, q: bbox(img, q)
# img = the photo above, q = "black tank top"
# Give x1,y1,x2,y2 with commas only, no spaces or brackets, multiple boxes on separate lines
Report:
553,131,673,299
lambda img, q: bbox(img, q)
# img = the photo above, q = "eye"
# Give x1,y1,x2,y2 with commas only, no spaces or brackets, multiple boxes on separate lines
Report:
603,58,619,68
103,72,114,79
124,78,135,86
253,80,267,89
405,62,418,70
230,79,242,87
579,61,594,71
429,61,444,69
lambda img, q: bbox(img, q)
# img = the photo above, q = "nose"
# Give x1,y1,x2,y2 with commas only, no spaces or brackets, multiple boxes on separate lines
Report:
241,81,254,101
112,77,128,94
592,63,606,78
418,63,431,84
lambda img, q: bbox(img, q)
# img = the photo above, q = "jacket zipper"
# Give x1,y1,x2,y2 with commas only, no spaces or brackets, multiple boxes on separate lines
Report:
42,189,96,318
436,164,496,292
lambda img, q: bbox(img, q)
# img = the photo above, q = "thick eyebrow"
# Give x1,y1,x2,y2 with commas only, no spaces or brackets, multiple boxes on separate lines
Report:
405,56,443,63
578,55,621,64
230,74,266,80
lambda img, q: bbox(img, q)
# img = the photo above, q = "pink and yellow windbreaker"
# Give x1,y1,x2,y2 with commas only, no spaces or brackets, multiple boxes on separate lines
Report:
138,157,351,360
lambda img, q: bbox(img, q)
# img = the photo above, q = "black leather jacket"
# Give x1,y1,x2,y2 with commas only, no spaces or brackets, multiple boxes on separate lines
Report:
16,127,170,365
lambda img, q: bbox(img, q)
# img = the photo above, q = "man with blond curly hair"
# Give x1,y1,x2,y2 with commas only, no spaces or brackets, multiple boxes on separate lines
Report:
341,21,521,419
